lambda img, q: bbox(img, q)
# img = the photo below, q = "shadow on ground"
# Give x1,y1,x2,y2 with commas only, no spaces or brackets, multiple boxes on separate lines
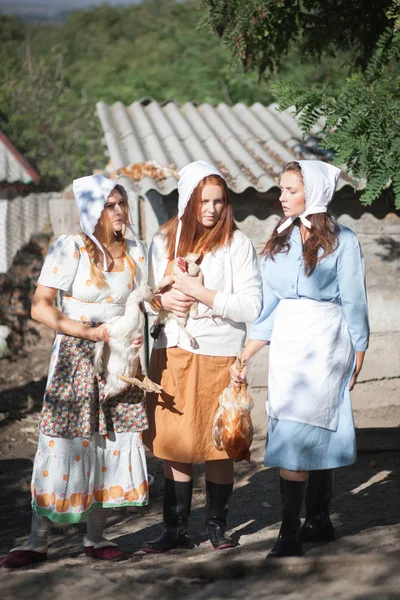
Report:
1,441,399,557
0,378,46,425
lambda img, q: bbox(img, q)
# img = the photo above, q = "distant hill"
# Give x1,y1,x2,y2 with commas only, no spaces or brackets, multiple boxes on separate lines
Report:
0,0,142,21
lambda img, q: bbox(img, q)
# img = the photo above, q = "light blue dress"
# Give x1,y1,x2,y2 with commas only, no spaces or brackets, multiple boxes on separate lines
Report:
251,223,369,470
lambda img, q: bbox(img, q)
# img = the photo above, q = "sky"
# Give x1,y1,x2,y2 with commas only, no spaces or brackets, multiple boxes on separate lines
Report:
0,0,143,18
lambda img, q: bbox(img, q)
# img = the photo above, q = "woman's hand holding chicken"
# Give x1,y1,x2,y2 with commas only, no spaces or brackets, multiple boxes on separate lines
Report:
159,287,194,318
172,268,217,311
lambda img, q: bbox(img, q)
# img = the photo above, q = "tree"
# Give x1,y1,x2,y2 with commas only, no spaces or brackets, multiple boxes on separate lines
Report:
0,2,277,188
0,15,103,189
0,46,103,189
204,1,400,208
0,1,358,189
277,25,400,208
203,0,393,76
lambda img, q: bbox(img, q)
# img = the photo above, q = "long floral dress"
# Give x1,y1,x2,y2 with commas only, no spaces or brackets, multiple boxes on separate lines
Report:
31,234,149,524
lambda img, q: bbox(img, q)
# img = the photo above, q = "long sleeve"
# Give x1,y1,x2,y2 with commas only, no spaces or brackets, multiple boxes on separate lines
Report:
212,233,262,324
337,234,370,351
249,258,280,341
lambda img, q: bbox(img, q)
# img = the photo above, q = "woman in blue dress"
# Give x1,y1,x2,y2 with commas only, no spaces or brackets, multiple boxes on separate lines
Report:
230,160,369,558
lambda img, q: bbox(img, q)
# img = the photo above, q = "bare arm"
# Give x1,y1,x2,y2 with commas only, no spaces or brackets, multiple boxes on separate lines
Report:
230,339,267,385
31,285,109,342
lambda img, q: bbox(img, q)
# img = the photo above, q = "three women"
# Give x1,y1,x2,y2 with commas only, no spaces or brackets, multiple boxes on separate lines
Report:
3,157,369,566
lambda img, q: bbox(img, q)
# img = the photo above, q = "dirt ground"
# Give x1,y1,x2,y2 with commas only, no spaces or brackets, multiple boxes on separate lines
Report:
0,324,399,600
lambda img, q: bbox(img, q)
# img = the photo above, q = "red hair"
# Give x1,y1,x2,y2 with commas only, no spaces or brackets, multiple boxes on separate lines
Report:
161,175,237,261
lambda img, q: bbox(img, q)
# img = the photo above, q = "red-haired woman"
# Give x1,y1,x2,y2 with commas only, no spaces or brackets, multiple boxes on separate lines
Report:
142,161,262,552
2,176,149,568
231,160,370,558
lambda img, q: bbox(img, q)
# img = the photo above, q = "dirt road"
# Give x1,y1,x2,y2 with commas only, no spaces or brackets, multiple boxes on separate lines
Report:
0,326,399,599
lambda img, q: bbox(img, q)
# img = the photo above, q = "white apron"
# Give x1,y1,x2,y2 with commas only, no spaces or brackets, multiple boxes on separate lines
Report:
268,298,354,430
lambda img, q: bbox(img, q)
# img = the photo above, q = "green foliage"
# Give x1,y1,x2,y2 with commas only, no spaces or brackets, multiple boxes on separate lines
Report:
203,0,393,76
0,15,25,80
201,0,299,75
0,0,374,190
1,1,279,187
55,1,274,106
276,28,400,208
0,45,103,189
204,0,400,208
387,0,400,28
0,14,104,188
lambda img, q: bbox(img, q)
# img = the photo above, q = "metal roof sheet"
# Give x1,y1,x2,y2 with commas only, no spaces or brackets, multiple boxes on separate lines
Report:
0,131,40,184
96,98,356,196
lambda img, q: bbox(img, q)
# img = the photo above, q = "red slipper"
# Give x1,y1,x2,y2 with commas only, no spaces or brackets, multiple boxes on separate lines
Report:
84,546,129,561
2,550,47,569
213,541,237,550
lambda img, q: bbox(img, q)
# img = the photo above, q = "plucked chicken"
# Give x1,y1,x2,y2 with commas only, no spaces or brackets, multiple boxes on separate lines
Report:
212,356,254,462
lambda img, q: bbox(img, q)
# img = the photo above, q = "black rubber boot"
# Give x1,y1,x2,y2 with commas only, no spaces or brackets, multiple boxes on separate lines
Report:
300,469,335,543
141,479,193,553
206,481,236,550
267,477,307,559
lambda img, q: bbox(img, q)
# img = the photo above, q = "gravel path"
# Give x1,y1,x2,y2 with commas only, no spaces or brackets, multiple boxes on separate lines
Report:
0,328,399,599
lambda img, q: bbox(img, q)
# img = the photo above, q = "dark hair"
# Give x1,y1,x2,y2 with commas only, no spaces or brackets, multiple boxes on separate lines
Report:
261,162,339,276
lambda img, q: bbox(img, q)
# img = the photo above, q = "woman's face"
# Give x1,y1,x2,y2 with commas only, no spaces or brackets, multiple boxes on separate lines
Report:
279,171,306,218
198,183,225,229
104,189,127,232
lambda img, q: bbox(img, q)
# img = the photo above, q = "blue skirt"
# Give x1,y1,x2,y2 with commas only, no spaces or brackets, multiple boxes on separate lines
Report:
264,387,356,471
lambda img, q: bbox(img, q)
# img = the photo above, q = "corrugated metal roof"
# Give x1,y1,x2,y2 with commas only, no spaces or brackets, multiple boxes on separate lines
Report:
96,98,356,196
0,131,40,184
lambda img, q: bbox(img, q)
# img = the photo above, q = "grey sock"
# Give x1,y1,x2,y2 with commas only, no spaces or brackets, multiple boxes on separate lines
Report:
25,511,50,553
85,508,108,545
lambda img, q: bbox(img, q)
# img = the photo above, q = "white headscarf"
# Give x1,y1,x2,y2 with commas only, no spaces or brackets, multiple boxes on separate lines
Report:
175,160,224,257
73,174,121,271
277,160,341,234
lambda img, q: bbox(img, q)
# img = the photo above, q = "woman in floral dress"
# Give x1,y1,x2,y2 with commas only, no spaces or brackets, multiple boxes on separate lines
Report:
3,175,149,568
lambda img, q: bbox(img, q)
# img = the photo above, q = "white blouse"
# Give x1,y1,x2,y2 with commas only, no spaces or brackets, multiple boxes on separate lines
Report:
148,229,262,356
38,234,147,325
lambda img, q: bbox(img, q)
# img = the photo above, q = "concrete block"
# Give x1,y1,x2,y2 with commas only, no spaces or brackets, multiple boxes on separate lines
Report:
351,379,400,412
358,331,400,381
247,345,270,388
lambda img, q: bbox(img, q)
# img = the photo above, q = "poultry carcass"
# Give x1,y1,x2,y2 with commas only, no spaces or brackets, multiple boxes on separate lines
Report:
150,253,216,349
212,356,254,462
94,285,162,400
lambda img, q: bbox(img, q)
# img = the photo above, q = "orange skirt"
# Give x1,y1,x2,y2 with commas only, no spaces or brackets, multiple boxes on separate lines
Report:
143,347,235,463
